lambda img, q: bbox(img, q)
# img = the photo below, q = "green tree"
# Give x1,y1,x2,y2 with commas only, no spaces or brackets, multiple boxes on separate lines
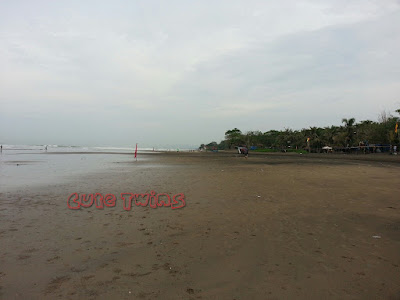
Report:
244,131,263,147
200,108,400,152
262,130,281,148
206,141,218,150
225,128,244,149
342,118,356,146
305,127,324,151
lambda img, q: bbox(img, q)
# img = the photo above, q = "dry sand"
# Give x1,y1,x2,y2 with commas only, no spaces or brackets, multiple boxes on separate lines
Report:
1,152,399,299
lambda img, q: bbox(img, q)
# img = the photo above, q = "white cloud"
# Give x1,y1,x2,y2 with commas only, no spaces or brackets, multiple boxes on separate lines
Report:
0,0,399,146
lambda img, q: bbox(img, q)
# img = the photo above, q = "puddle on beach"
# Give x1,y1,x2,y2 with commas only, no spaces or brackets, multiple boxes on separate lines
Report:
0,151,156,191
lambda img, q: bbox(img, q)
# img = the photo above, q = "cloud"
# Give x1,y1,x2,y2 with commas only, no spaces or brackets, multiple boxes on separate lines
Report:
0,0,399,146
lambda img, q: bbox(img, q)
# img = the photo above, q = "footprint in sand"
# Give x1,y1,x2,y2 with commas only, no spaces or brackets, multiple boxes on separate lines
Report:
24,248,38,253
47,256,60,262
45,275,70,294
186,288,195,294
17,254,31,260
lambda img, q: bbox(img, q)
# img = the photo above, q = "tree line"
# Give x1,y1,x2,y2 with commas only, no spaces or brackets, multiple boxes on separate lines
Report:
200,109,400,152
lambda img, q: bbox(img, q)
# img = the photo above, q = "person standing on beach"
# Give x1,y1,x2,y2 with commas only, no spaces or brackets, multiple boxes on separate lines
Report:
1,145,2,152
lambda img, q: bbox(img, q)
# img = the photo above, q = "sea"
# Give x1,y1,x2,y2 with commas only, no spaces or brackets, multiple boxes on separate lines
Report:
0,144,193,191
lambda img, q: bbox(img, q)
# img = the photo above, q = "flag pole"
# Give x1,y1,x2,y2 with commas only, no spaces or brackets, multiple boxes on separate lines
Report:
134,143,138,162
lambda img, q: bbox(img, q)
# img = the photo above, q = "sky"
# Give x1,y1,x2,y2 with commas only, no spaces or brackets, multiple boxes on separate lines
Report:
1,0,400,148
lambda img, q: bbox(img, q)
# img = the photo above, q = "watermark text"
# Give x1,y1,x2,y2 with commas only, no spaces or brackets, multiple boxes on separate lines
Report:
67,191,185,210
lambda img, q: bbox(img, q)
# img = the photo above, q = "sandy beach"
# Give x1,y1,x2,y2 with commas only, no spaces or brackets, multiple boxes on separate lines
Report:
1,151,400,299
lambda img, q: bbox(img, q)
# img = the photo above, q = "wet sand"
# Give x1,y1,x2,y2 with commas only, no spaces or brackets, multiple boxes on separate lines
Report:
1,152,399,299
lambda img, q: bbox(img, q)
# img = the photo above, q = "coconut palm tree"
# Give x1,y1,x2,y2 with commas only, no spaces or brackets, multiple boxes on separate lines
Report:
304,127,324,151
342,118,356,146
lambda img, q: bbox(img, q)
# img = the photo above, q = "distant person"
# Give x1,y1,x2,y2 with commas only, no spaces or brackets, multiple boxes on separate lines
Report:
243,146,249,158
1,145,2,152
45,145,48,151
238,146,248,158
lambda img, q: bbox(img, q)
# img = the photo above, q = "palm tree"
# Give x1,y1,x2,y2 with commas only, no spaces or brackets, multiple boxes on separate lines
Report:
322,126,340,146
342,118,356,147
304,127,324,151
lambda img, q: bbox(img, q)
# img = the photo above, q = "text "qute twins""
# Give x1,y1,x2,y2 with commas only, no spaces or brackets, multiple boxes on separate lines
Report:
67,191,186,210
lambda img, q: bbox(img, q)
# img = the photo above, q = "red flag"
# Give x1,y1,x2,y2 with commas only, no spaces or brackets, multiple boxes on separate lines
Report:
134,143,138,159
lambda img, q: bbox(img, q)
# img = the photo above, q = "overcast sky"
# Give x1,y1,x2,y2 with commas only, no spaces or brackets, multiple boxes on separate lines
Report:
1,0,400,148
